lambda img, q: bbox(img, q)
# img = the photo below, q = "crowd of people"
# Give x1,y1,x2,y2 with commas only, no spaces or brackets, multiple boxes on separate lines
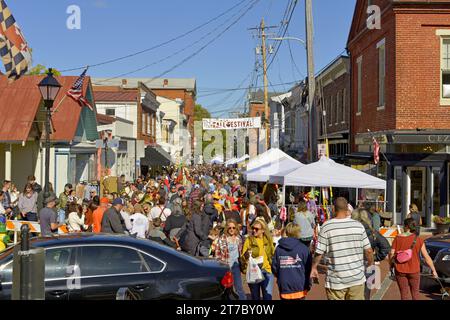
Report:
0,166,441,301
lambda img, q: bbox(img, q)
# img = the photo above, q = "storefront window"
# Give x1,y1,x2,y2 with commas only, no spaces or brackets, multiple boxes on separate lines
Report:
395,167,402,214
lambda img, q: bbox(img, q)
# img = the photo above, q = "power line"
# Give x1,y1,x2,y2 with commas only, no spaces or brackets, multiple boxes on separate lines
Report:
197,78,301,98
97,0,261,86
59,0,250,72
266,0,298,71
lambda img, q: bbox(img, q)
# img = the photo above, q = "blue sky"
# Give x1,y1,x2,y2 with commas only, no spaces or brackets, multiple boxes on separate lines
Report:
6,0,356,114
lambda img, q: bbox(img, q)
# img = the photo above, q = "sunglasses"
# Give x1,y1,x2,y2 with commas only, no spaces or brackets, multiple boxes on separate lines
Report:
227,226,236,230
252,227,261,232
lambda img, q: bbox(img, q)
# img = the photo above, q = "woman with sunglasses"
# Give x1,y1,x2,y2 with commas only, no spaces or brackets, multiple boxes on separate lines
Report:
214,219,246,300
240,218,275,300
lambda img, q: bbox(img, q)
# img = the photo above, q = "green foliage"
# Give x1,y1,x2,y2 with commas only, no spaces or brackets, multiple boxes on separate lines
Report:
433,215,450,224
27,64,61,76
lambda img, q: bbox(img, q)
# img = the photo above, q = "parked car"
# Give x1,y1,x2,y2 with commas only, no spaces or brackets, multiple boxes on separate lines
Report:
423,233,450,284
0,234,236,300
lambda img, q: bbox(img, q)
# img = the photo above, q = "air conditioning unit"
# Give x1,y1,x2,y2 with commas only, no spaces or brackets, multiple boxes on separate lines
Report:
443,84,450,98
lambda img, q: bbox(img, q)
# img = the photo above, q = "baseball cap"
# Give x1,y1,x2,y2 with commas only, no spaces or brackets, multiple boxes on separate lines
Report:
178,186,185,191
112,198,125,206
100,197,109,204
44,195,57,204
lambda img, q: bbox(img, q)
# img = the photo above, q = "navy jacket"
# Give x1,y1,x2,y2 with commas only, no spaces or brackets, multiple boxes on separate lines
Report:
272,238,312,295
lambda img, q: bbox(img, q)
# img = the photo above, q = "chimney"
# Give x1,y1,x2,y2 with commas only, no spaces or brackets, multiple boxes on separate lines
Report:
163,79,169,87
122,79,127,86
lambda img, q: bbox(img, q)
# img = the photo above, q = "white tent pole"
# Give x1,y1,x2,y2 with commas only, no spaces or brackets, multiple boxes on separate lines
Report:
282,184,286,207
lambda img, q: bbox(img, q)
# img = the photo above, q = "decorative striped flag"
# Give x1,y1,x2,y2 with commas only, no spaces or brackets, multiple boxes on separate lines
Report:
67,68,94,111
0,0,32,81
373,136,380,165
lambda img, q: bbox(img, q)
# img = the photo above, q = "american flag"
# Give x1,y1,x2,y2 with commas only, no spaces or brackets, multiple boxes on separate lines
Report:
66,68,93,111
373,136,380,165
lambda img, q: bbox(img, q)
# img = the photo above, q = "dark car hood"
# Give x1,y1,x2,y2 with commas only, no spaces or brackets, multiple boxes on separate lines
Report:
425,233,450,244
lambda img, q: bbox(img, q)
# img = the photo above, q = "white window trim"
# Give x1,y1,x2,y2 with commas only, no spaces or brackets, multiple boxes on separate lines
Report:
357,56,363,115
378,41,386,109
376,38,386,49
438,31,450,105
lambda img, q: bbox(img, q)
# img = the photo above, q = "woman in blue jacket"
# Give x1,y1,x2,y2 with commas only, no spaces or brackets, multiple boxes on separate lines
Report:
272,223,312,300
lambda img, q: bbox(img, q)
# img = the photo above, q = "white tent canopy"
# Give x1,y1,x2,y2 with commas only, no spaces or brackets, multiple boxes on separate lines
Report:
269,156,386,189
225,158,238,166
244,157,304,182
246,148,299,171
225,154,249,166
210,156,224,164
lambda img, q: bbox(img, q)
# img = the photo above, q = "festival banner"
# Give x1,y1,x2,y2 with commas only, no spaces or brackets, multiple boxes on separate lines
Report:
202,117,261,130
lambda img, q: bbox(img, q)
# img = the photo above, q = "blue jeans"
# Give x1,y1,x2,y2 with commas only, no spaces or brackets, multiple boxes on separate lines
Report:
230,262,246,300
248,270,274,300
24,212,37,222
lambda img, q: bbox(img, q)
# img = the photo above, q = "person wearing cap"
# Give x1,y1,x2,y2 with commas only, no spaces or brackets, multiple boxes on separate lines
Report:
101,198,126,234
93,197,109,233
39,195,60,237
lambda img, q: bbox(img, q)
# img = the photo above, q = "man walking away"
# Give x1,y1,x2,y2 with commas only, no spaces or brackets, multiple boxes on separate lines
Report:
39,195,60,237
101,198,126,234
311,197,374,300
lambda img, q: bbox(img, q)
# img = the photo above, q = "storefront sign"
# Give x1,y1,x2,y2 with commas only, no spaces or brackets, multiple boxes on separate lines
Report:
202,117,261,130
391,134,450,144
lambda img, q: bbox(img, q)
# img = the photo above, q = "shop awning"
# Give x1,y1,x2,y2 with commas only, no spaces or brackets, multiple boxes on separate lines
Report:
141,145,173,166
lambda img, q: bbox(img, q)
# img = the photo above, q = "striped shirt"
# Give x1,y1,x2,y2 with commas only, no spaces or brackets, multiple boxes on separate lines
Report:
316,218,371,290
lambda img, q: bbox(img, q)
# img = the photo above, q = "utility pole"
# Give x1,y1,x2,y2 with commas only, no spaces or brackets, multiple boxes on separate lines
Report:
249,20,277,152
305,0,316,162
261,18,270,151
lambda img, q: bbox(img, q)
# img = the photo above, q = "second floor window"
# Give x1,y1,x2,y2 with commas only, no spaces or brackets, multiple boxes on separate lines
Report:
442,38,450,99
357,56,363,114
378,40,386,107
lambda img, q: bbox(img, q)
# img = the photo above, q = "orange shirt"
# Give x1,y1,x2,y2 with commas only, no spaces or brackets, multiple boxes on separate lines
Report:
92,207,106,233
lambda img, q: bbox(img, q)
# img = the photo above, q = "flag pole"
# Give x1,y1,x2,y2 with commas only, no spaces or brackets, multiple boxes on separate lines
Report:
51,95,68,114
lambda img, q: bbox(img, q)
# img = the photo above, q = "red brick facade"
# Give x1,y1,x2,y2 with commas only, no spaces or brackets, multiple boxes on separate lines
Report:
348,0,450,151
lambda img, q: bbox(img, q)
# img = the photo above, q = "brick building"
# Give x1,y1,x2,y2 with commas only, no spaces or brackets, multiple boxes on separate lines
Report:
347,0,450,226
315,55,351,162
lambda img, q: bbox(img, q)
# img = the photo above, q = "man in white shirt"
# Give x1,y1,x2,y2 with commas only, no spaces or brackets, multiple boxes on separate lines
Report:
149,198,171,222
130,204,149,239
311,197,374,300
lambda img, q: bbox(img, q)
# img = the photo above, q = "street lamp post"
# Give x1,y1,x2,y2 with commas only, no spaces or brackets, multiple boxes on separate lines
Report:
37,69,62,197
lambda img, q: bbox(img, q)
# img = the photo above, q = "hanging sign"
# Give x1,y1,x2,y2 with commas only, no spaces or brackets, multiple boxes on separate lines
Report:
202,117,261,130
